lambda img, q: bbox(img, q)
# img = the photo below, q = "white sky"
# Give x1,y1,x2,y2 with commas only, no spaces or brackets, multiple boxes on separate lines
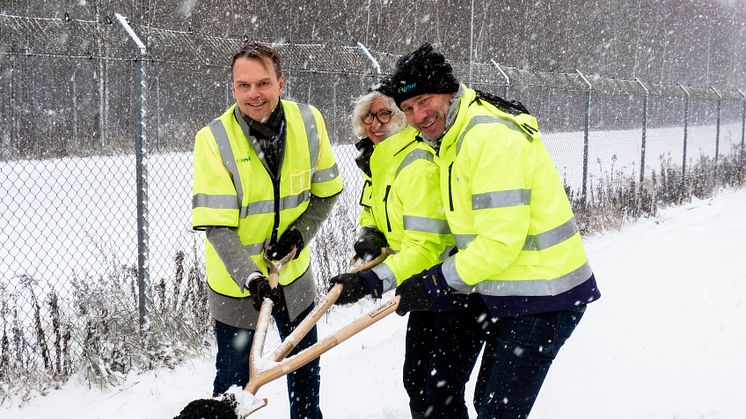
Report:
4,187,746,418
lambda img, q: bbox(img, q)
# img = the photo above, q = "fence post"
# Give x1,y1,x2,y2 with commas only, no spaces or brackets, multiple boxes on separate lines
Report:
468,0,475,85
577,70,592,206
738,88,746,166
356,42,381,86
711,86,722,168
115,13,150,328
679,84,690,181
490,59,509,98
635,78,649,187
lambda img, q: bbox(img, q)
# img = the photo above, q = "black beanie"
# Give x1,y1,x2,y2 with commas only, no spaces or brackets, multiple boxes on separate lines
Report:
387,43,460,107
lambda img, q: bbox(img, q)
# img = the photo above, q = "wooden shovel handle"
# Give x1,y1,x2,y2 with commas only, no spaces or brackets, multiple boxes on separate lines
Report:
263,246,298,289
269,248,391,361
247,295,400,394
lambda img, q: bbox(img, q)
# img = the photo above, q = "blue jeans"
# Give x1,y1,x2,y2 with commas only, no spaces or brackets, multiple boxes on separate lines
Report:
474,305,586,419
403,295,487,419
213,303,322,419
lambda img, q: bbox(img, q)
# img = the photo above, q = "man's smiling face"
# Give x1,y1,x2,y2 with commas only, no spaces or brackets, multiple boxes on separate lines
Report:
231,56,284,123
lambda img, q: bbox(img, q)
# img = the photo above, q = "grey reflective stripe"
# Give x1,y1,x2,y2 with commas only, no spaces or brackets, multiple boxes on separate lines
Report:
441,257,473,293
209,119,243,207
475,262,593,297
395,148,434,177
244,242,265,256
299,104,319,171
403,215,451,234
281,190,311,210
312,163,339,183
242,199,274,217
454,218,577,251
240,190,311,217
523,218,578,251
453,234,476,249
456,115,520,155
473,189,530,209
192,193,238,209
371,263,396,293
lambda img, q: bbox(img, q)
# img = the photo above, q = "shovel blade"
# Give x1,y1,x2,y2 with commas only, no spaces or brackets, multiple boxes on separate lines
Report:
238,397,268,417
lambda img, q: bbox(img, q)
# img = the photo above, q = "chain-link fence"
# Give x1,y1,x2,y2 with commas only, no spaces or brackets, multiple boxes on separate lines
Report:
1,12,745,394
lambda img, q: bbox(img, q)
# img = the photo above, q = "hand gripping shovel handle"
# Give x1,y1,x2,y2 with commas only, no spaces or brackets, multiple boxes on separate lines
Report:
269,248,391,362
248,247,297,382
245,248,392,396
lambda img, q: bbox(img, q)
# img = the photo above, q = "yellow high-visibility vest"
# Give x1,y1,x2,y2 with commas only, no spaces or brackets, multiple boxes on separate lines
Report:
192,100,343,297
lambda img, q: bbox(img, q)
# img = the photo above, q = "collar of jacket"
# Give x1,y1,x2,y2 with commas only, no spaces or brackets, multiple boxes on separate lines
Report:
438,84,478,155
354,137,375,177
369,126,420,172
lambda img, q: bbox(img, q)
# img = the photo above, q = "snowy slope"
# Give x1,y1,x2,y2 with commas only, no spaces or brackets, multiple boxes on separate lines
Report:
5,187,746,419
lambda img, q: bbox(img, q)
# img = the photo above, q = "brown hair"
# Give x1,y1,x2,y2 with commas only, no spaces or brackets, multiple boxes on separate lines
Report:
231,42,282,79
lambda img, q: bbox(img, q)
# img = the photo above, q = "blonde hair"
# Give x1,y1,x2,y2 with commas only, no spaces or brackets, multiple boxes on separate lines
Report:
351,91,407,139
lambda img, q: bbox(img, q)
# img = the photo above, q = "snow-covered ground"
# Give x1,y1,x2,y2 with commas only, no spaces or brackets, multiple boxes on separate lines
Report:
5,187,746,418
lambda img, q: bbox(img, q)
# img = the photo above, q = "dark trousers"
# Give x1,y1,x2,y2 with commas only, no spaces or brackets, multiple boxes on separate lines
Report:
403,297,488,419
213,303,322,419
474,306,586,419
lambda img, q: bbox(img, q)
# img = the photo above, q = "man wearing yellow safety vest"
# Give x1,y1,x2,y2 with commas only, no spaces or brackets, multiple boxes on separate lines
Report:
191,42,342,419
328,87,487,419
383,43,601,418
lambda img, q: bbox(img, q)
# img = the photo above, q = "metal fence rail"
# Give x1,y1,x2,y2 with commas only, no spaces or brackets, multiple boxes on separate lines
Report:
1,13,745,390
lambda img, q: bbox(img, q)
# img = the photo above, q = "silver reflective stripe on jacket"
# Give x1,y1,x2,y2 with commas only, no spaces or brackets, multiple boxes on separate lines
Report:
456,115,521,155
192,193,238,210
403,215,451,234
207,118,243,208
443,257,593,297
312,163,339,183
371,263,397,293
472,189,531,209
441,256,474,294
396,148,433,177
241,191,311,217
474,262,593,296
299,104,319,171
522,218,578,251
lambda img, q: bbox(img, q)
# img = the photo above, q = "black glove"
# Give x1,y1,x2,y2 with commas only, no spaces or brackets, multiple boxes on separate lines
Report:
268,227,304,260
329,273,370,305
395,264,450,316
354,229,388,261
247,276,282,311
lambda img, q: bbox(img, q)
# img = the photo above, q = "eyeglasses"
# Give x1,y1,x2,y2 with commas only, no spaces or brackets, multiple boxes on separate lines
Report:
362,110,393,125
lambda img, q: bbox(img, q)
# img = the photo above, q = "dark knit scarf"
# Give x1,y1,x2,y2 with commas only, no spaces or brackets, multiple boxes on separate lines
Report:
243,103,286,178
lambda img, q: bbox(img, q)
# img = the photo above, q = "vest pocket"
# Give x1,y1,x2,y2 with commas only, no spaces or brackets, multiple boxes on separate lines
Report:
289,169,311,194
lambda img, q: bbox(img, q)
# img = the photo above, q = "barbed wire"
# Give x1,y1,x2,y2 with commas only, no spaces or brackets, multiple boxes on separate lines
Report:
2,12,744,100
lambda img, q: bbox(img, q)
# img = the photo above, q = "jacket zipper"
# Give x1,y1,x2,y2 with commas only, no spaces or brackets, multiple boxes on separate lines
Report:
270,175,281,246
447,162,454,211
383,184,392,232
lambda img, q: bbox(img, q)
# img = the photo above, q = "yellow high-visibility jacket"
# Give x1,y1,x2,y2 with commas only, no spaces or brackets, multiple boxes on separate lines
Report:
192,101,343,297
359,127,454,290
436,86,599,316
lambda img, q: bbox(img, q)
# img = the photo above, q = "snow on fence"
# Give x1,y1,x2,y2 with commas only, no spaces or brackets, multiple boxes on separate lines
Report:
1,12,745,396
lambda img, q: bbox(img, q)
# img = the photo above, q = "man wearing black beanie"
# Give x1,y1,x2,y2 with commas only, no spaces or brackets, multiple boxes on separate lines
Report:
383,43,601,419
